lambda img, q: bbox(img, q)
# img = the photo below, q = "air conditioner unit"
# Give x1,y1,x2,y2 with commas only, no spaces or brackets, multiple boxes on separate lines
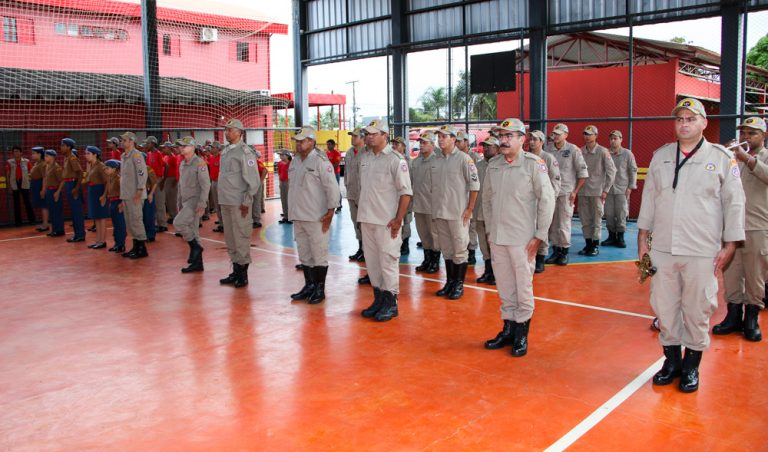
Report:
253,89,271,97
200,27,218,43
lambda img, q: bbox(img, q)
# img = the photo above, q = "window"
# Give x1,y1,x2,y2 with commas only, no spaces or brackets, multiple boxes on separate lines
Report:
3,17,17,42
67,23,78,36
236,41,249,62
3,17,34,44
162,34,171,55
54,22,66,34
159,33,179,57
55,23,127,41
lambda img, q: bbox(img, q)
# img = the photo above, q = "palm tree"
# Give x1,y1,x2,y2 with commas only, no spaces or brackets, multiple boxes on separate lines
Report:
419,87,448,120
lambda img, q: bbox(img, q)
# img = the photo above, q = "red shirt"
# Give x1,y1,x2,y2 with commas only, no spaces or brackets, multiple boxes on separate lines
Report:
326,149,342,175
277,160,289,182
147,150,165,177
257,160,267,179
6,160,31,180
163,154,179,178
208,154,220,181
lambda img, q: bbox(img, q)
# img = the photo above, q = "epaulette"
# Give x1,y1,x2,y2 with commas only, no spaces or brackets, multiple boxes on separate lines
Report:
522,152,539,161
711,143,734,159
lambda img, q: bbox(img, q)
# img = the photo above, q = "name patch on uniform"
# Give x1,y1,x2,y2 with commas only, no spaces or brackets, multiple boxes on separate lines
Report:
731,166,740,177
247,159,256,167
705,163,716,172
400,161,409,172
562,150,571,158
538,162,548,173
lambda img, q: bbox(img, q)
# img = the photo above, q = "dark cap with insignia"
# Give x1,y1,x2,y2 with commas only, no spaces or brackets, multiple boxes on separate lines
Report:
31,146,45,154
105,159,121,169
85,145,102,156
44,149,57,157
61,138,76,148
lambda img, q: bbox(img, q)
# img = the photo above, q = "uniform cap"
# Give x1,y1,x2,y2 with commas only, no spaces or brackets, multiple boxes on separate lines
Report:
162,141,174,148
105,159,121,169
85,145,102,156
44,149,57,157
348,127,364,137
292,125,317,141
738,116,766,132
120,131,137,142
529,130,547,141
277,149,292,156
107,137,120,145
583,125,598,135
436,125,457,137
225,118,245,130
456,129,468,141
418,131,436,142
481,136,500,147
552,123,569,135
672,98,707,118
211,141,222,148
144,136,158,144
31,146,45,154
175,136,197,147
364,119,389,134
493,118,526,134
609,130,623,138
392,136,406,145
61,137,76,148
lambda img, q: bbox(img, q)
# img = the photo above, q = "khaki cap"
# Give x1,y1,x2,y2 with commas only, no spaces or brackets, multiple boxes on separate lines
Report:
609,130,623,138
552,123,569,135
419,131,436,142
456,129,468,141
436,125,458,137
738,116,766,132
211,141,222,148
529,130,546,141
672,98,707,118
364,119,389,134
292,125,316,141
347,127,364,137
107,137,120,145
175,136,197,147
144,136,158,144
225,118,245,130
392,136,406,145
583,125,598,135
481,136,500,146
120,131,137,142
492,118,526,134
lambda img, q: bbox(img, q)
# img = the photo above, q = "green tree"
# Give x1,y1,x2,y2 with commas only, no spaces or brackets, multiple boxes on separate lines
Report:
309,107,340,130
747,34,768,70
408,107,431,123
419,87,448,120
670,36,690,44
451,70,497,120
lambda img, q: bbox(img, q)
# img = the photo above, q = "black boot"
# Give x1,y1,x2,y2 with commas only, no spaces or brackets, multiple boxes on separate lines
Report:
181,239,204,273
484,320,516,349
308,266,328,304
186,239,194,264
585,239,599,257
554,247,569,266
129,240,148,259
349,240,363,261
448,262,467,300
358,274,370,285
234,263,249,288
467,249,476,265
374,290,398,322
425,251,440,274
679,349,702,393
400,238,410,256
511,318,531,357
544,246,560,264
361,287,383,318
578,239,591,256
291,266,315,300
436,259,455,296
601,231,616,246
416,249,431,272
122,239,138,258
743,305,762,342
477,259,493,283
712,303,744,335
615,231,627,248
534,254,545,274
652,345,682,385
220,263,240,285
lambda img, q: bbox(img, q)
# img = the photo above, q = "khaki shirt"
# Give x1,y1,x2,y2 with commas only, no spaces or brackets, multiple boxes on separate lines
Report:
580,144,616,196
531,150,561,197
120,149,148,200
545,141,588,194
86,161,107,185
287,148,341,222
218,140,260,206
637,139,746,257
343,145,364,201
30,161,46,180
472,158,490,221
357,145,413,226
61,155,82,180
105,173,120,198
178,154,211,211
482,152,555,246
739,147,768,231
7,158,31,189
411,152,435,214
43,162,62,188
430,146,480,220
608,147,638,194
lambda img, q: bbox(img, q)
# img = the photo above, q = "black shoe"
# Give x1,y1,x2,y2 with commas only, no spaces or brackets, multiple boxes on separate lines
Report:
286,220,293,224
374,291,398,322
48,231,65,237
89,242,107,249
295,263,305,270
578,240,590,256
484,320,516,349
252,222,262,228
586,240,599,257
168,217,174,225
743,305,762,342
362,288,383,318
477,259,493,283
157,226,168,232
448,262,467,300
128,240,148,259
220,264,240,285
601,232,617,247
511,318,531,357
712,303,744,335
174,232,182,237
181,240,204,273
147,237,155,242
234,263,249,288
436,260,455,296
278,219,286,224
35,225,50,232
109,244,125,252
416,241,422,249
400,238,410,256
425,251,440,274
66,236,85,243
261,209,266,213
349,240,363,261
291,266,315,300
554,247,569,266
308,266,328,304
122,239,138,257
467,249,476,265
615,232,627,248
534,254,545,274
87,225,97,232
544,246,560,265
652,345,682,385
416,250,432,272
335,207,342,214
650,317,661,332
679,349,702,393
212,225,224,233
201,215,209,221
358,274,370,285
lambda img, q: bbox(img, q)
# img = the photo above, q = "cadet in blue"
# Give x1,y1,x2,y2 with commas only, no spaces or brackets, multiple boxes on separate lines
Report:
43,149,65,237
59,138,86,242
103,160,126,252
84,146,110,249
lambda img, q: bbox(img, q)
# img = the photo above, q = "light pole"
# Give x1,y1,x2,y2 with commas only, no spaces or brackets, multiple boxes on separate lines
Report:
346,80,359,128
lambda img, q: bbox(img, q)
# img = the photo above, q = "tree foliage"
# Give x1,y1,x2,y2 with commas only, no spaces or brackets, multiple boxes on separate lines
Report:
747,33,768,70
410,71,496,122
309,107,341,130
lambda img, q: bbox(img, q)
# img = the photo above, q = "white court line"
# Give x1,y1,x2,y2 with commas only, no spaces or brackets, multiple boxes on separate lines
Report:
0,234,49,242
544,356,665,451
196,235,654,321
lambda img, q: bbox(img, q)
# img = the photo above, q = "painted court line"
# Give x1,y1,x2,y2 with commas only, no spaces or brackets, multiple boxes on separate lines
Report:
544,356,665,451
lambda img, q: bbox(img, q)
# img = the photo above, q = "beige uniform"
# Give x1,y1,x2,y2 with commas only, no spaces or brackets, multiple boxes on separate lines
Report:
467,151,481,251
358,145,413,293
605,147,638,233
401,153,413,240
483,152,555,322
532,150,562,256
218,140,261,265
545,141,588,247
638,140,746,350
578,144,616,240
344,145,364,240
120,149,148,241
175,154,211,241
412,152,438,251
472,157,491,260
287,148,340,267
430,147,480,263
724,147,768,309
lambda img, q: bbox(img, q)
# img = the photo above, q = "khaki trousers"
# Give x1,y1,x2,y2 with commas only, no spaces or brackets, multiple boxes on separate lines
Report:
604,193,628,233
724,230,768,309
252,183,264,222
164,179,178,218
401,211,412,239
279,180,289,217
475,219,490,260
175,203,201,241
549,194,574,248
348,199,362,241
221,204,252,265
293,220,329,267
468,217,478,250
578,195,604,241
154,181,167,227
362,222,401,294
491,243,535,322
414,212,438,251
123,199,147,240
650,250,718,351
434,218,470,264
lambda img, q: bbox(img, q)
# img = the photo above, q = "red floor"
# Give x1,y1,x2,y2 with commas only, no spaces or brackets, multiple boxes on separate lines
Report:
1,201,766,450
